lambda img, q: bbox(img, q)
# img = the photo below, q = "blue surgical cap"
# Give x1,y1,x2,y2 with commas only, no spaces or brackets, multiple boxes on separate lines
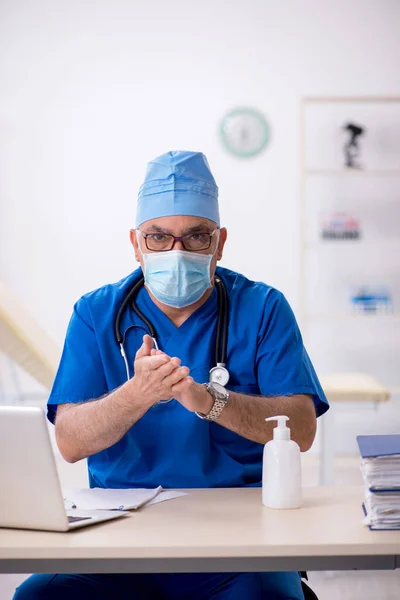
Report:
136,150,220,227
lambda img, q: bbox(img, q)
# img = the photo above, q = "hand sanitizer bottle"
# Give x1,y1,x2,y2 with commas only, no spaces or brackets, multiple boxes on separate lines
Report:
262,415,302,509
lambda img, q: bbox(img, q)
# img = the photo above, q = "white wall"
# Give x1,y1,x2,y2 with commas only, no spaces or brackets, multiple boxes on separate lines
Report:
1,0,400,448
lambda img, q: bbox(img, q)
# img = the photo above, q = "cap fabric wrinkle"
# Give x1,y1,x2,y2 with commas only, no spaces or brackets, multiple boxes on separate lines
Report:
136,150,220,227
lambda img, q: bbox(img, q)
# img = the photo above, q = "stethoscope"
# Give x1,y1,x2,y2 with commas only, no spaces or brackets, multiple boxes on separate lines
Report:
114,275,230,403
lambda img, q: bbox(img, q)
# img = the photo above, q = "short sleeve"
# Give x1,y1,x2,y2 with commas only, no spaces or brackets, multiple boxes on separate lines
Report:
256,290,329,417
47,297,108,424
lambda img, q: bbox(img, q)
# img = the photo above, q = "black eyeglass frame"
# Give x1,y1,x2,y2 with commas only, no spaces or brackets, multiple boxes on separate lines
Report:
139,229,219,252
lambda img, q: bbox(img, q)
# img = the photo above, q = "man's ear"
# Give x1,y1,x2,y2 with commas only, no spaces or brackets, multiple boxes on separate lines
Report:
130,229,141,263
217,228,228,261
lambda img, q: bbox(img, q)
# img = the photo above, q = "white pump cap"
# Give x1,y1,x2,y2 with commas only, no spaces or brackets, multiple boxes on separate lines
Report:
265,415,291,441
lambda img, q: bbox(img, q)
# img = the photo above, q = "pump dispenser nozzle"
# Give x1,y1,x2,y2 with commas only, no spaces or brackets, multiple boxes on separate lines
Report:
265,415,291,441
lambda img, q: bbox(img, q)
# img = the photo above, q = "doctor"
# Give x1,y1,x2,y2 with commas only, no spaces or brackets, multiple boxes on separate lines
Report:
15,151,328,600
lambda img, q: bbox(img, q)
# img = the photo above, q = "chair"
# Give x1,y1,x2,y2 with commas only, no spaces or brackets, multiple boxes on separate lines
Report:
301,573,319,600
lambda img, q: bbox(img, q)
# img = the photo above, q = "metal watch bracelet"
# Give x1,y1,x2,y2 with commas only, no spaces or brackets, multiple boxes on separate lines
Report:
195,383,230,421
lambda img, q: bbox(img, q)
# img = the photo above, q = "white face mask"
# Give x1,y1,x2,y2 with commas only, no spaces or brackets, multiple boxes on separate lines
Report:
141,249,213,308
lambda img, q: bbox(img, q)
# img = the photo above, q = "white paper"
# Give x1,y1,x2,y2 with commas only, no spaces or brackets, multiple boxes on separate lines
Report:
360,457,400,491
361,457,400,528
62,486,164,511
63,486,187,511
146,490,187,506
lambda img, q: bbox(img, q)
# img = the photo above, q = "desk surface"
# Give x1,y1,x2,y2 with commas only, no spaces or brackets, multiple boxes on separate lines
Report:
1,487,399,573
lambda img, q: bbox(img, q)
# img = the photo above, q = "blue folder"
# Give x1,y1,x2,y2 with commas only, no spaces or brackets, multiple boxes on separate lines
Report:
356,434,400,458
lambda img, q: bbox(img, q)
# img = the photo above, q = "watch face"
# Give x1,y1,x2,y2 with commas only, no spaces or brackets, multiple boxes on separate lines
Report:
211,382,226,395
219,107,270,158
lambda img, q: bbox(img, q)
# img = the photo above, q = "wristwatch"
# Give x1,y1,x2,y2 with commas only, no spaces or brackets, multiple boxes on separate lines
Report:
196,382,230,421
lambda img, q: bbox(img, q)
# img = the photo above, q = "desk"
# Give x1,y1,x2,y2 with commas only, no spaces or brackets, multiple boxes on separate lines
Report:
1,487,399,574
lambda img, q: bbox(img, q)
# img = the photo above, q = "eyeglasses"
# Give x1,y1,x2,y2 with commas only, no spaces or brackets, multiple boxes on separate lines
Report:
139,229,218,252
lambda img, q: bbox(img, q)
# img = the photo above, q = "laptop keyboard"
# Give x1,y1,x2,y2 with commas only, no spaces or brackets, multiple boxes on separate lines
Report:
68,516,92,524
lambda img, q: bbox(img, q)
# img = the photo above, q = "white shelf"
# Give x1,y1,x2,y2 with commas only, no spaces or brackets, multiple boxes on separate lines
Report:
305,169,400,176
305,240,400,250
305,313,400,322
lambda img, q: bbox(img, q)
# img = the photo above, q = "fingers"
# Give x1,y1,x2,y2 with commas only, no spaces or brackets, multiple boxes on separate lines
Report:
171,376,193,395
138,354,170,371
135,335,154,359
150,349,165,356
135,342,187,383
163,366,190,387
155,356,182,378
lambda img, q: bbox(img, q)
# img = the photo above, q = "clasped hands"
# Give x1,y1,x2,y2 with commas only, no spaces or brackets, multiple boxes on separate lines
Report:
130,335,213,414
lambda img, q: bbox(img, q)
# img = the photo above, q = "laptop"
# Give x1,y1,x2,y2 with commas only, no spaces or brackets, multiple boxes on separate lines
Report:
0,405,128,531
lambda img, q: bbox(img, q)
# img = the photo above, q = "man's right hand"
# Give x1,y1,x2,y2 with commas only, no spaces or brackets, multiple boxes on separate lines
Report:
130,335,190,405
55,335,190,463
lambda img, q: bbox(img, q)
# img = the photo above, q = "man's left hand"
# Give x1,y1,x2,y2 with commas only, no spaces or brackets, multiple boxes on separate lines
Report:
150,348,213,414
172,378,214,415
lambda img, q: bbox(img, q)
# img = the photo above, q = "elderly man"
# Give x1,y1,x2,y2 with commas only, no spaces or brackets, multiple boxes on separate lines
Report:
15,151,328,600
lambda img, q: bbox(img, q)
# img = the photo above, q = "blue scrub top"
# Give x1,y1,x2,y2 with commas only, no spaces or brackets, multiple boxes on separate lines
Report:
48,266,328,489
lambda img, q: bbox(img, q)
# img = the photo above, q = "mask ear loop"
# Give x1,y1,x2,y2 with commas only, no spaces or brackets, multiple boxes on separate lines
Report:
205,228,221,289
136,229,146,259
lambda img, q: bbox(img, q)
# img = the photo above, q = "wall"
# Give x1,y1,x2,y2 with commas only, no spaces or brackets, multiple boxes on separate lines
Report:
1,0,400,449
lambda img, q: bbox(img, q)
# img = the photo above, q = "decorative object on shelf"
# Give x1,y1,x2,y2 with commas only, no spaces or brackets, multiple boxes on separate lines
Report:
320,212,361,240
219,107,270,158
350,285,393,314
343,122,366,169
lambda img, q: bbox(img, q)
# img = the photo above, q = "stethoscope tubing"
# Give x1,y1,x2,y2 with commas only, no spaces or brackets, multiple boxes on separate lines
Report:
115,274,229,389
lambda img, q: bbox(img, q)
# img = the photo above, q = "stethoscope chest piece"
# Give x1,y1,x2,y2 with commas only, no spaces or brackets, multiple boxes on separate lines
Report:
209,364,230,386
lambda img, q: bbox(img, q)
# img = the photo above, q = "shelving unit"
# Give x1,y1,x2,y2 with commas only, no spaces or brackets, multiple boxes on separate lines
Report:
306,169,400,177
300,97,400,388
300,97,400,484
305,241,400,250
305,313,400,322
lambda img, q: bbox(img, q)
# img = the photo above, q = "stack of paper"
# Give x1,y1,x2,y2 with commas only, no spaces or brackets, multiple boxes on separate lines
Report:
62,486,187,512
357,434,400,530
